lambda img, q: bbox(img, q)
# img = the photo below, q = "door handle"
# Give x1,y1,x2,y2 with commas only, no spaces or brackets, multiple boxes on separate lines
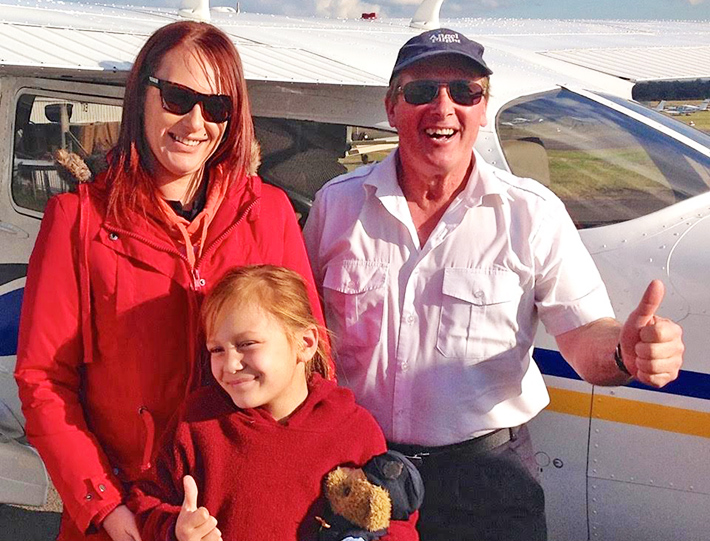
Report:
0,221,29,238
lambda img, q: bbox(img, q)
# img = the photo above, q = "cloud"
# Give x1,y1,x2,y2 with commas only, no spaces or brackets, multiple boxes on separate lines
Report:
62,0,710,20
441,0,519,16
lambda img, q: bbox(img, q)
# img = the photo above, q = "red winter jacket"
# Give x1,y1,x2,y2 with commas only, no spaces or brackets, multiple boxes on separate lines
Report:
15,171,323,541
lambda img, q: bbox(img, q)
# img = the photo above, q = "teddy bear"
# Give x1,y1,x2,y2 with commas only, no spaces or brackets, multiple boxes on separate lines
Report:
318,450,425,541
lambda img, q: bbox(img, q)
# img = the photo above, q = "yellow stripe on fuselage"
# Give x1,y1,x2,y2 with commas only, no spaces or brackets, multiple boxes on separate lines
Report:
546,387,592,417
546,387,710,439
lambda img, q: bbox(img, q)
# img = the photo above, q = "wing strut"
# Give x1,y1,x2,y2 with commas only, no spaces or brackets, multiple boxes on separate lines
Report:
410,0,444,30
179,0,211,21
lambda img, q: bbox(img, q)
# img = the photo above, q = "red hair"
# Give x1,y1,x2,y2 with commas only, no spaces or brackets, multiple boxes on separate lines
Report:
106,21,254,220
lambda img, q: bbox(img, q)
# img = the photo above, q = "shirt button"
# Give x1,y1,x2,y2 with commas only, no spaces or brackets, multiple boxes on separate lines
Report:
98,484,106,492
406,314,416,324
85,493,93,500
474,290,483,298
401,361,409,371
108,233,119,241
198,278,206,287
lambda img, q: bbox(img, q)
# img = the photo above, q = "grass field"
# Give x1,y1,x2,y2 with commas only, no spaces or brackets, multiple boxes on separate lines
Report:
546,148,670,195
677,112,710,133
652,102,710,133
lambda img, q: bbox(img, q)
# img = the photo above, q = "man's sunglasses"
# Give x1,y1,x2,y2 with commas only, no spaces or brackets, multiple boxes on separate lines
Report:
398,80,484,106
147,76,232,123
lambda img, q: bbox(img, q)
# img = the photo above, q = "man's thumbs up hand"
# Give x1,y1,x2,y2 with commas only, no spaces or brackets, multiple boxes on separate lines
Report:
619,280,684,387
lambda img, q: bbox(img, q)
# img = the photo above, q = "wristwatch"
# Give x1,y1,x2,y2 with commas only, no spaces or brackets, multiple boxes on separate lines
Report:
614,343,631,376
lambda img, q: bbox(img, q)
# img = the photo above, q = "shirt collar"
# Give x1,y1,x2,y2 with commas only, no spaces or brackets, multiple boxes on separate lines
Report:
363,150,402,198
364,148,507,208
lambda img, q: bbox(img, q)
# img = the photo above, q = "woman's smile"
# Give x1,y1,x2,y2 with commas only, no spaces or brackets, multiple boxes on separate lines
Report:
144,44,227,193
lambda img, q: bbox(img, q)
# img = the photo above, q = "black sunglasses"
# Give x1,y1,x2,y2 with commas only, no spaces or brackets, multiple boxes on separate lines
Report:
398,80,484,106
147,76,232,123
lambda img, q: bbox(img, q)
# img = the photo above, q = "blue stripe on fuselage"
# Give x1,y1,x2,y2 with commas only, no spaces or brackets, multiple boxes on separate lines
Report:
534,347,710,401
4,296,708,400
0,288,23,356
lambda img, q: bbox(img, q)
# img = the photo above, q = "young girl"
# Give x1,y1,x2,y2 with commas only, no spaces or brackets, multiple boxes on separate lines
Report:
128,265,418,541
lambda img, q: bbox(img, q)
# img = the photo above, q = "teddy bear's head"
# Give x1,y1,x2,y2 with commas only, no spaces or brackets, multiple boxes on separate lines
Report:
324,467,392,532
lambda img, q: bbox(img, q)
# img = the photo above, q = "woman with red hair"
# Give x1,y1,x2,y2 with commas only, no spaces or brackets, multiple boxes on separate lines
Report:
15,21,324,541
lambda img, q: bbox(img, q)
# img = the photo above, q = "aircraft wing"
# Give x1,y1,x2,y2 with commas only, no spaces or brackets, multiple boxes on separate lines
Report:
2,2,710,95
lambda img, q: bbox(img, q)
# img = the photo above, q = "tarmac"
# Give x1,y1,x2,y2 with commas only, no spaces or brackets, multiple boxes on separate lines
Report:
0,483,61,541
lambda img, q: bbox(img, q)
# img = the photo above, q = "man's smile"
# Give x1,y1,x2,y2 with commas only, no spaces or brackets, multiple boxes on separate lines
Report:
425,127,457,139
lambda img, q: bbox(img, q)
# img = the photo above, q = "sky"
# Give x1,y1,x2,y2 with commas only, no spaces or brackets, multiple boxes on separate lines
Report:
147,0,710,21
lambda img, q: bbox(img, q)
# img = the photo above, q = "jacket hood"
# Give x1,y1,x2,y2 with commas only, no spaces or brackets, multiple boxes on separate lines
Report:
54,140,262,185
55,140,264,254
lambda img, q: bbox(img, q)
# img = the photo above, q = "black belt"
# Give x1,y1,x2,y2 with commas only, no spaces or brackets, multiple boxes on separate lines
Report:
388,428,515,467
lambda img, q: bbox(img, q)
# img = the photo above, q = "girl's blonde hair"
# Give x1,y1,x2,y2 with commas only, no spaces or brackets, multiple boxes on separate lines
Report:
202,265,331,379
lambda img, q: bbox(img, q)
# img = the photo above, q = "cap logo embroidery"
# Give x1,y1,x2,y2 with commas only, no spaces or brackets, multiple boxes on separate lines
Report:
430,32,461,44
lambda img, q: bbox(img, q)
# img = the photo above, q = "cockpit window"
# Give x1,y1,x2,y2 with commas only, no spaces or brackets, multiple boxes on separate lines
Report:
254,118,397,225
12,93,122,214
496,89,710,229
10,93,398,222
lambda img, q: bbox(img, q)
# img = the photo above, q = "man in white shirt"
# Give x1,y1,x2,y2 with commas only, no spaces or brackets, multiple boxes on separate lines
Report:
303,28,684,540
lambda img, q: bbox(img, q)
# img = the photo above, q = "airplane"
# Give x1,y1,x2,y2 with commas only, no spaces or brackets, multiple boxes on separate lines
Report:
655,98,710,115
0,0,709,539
676,98,710,114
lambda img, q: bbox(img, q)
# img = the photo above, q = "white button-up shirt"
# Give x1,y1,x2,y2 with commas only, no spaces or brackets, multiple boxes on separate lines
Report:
304,150,614,446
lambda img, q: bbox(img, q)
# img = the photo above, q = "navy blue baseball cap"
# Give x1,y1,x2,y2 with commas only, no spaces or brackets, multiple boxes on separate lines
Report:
390,28,493,82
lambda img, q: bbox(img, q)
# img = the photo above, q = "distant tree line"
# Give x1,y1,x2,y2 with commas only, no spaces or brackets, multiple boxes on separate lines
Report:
633,79,710,101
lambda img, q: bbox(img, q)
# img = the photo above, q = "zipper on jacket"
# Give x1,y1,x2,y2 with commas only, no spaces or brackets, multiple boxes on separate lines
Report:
105,225,205,292
104,226,189,263
105,198,259,292
192,268,205,290
192,198,259,288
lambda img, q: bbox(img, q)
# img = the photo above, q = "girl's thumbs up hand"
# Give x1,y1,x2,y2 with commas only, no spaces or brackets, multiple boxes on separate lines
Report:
175,475,222,541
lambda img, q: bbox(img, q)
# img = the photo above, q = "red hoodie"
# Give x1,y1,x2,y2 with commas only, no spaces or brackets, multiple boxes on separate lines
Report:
128,375,419,541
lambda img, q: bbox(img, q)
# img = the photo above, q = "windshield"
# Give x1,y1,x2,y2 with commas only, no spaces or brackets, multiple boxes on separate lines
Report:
496,88,710,229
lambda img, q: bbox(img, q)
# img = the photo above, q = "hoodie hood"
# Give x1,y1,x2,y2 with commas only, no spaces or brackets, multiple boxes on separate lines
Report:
202,374,357,432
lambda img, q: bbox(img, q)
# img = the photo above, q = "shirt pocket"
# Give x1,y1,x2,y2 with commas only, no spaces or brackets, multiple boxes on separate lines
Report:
323,260,388,357
436,267,522,361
